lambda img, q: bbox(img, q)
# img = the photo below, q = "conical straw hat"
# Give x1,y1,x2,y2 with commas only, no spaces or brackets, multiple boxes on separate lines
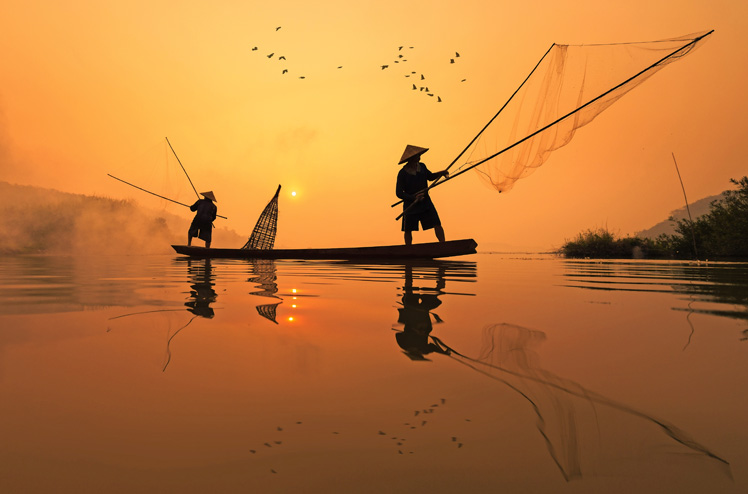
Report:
201,191,217,202
398,145,429,164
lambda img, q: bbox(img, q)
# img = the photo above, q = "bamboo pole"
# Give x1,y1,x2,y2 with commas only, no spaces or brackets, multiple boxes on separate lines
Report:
107,174,228,219
672,153,698,259
165,137,201,199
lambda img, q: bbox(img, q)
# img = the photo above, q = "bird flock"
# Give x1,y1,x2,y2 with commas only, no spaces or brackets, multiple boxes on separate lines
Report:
251,26,467,103
381,45,466,103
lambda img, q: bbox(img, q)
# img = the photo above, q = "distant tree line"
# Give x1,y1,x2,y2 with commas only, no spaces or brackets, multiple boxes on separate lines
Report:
560,177,748,260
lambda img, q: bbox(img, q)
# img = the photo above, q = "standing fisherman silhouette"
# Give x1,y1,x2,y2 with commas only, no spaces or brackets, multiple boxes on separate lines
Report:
188,191,218,248
395,145,449,245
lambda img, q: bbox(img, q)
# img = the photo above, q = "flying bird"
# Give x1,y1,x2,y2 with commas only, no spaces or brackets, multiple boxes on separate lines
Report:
420,74,425,80
299,76,305,79
437,96,442,102
267,53,274,58
461,79,467,82
381,65,389,70
276,26,281,31
252,46,258,51
398,46,403,50
455,51,460,57
278,56,286,60
450,59,455,64
337,66,343,69
282,69,288,74
412,84,417,90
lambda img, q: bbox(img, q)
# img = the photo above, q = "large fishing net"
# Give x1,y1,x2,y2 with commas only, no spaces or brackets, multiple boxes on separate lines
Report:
447,31,713,193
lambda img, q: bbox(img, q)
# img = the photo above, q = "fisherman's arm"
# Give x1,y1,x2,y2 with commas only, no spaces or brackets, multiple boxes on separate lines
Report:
426,166,449,181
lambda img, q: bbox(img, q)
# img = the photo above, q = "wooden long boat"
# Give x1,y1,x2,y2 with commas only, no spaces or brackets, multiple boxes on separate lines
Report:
172,238,477,260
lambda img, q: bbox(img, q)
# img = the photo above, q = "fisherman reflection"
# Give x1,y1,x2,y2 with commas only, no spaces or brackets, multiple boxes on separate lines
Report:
184,258,217,318
395,263,451,360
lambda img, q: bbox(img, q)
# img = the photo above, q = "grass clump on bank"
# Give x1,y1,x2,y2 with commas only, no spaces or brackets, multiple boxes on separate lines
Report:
560,228,671,259
561,176,748,260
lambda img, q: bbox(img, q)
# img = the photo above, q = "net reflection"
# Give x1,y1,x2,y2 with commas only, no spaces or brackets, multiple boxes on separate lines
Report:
247,259,282,324
429,323,732,482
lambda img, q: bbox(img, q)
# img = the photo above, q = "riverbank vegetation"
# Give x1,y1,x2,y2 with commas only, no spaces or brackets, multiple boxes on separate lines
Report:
0,182,243,255
560,177,748,259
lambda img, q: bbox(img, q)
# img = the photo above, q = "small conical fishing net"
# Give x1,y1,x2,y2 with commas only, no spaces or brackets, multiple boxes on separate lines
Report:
449,31,712,193
242,185,281,250
255,303,281,324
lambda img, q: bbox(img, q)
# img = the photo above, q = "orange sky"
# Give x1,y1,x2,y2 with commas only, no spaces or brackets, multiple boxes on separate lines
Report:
1,0,746,250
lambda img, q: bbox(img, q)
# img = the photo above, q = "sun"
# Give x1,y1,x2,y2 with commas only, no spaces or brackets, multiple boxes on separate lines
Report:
291,191,297,197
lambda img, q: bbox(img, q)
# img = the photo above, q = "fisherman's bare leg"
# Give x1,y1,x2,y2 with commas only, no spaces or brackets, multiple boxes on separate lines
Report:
404,231,413,245
205,240,211,248
435,225,445,242
188,235,193,246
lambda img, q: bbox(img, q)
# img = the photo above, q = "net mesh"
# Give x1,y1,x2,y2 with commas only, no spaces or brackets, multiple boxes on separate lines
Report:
242,185,281,250
435,323,731,481
454,31,712,193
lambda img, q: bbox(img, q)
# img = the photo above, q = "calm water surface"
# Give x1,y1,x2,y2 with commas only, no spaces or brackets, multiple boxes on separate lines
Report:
1,253,746,493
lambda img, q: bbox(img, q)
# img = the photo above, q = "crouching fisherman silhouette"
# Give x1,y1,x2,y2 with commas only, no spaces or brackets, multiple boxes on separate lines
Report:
395,145,449,246
188,191,218,248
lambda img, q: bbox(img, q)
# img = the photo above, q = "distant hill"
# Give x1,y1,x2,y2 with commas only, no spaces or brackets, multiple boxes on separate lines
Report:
636,192,727,239
0,181,244,255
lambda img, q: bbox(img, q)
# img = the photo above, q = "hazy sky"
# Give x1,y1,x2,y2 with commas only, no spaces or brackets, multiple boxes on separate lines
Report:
1,0,745,250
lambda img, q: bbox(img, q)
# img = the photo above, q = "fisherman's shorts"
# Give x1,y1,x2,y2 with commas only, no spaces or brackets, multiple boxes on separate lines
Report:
189,222,213,242
401,207,441,232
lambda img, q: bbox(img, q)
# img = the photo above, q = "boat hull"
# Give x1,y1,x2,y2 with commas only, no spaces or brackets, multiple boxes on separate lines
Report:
171,239,477,260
